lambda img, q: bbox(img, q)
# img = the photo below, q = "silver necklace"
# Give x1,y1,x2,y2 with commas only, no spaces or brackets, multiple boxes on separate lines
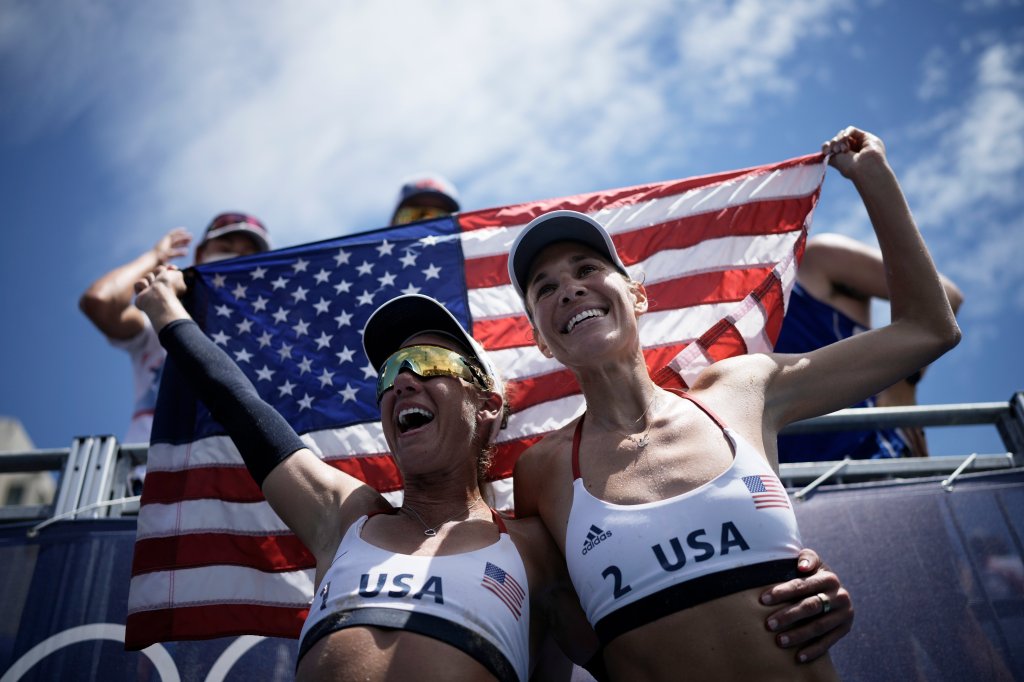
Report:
401,499,482,536
618,392,659,450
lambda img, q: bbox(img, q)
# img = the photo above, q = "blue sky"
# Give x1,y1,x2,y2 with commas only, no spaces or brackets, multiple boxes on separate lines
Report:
1,0,1021,457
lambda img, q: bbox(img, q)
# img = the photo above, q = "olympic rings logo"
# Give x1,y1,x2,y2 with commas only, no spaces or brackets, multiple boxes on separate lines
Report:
0,624,268,682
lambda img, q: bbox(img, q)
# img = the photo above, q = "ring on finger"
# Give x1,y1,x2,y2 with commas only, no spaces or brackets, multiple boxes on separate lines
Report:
816,592,832,615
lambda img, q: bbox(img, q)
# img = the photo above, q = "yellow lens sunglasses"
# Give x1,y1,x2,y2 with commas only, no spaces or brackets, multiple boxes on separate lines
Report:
376,345,491,403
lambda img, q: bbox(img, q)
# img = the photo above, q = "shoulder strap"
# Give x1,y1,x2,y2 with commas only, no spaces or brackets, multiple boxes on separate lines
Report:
489,508,509,534
571,414,586,480
673,390,728,431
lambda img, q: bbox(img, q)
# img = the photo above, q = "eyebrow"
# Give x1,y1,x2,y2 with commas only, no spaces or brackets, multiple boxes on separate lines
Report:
527,253,594,293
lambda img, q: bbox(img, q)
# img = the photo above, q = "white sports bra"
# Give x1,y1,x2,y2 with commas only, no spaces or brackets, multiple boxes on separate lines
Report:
298,509,530,682
564,391,803,644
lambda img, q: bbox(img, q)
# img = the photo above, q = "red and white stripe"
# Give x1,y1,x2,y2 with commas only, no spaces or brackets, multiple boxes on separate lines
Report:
747,475,793,511
466,153,825,503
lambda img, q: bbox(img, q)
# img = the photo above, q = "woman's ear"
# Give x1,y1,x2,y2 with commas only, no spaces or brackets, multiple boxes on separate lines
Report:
477,390,505,435
531,326,554,358
630,281,649,314
480,390,504,417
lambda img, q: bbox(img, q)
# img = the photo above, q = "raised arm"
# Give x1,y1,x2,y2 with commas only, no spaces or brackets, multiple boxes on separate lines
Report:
799,232,964,325
133,266,389,560
767,127,961,428
79,227,192,340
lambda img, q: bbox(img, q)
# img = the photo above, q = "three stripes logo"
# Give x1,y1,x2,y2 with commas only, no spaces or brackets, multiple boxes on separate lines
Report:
582,524,612,555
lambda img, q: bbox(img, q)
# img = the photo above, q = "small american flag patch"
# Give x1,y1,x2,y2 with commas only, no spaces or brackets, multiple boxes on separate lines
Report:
742,474,791,510
481,561,525,620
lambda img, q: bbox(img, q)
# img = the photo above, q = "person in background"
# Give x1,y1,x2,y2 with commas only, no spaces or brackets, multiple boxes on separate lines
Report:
390,174,461,226
79,212,270,445
775,232,963,461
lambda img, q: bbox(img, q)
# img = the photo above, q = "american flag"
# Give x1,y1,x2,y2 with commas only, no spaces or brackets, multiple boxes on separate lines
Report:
125,152,826,649
742,474,793,510
481,561,526,620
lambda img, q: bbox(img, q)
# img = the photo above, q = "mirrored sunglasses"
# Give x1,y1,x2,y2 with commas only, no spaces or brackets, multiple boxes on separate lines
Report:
393,205,452,226
376,345,491,403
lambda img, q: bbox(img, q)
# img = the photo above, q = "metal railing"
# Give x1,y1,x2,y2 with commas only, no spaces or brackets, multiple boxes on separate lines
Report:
778,393,1024,492
1,392,1021,522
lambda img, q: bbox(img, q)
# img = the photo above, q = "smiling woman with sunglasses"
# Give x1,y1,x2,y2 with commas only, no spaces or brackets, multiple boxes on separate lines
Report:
131,274,603,682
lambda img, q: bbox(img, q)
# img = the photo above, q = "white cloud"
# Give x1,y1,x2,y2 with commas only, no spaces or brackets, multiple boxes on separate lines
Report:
917,46,951,100
897,39,1024,343
962,0,1023,12
673,0,847,110
0,2,125,141
808,35,1024,359
945,226,1024,318
3,0,848,254
901,41,1024,231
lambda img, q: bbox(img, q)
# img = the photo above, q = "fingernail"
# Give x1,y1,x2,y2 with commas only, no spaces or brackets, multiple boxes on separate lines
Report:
761,593,773,605
779,635,789,646
798,653,807,663
798,559,811,570
767,618,778,631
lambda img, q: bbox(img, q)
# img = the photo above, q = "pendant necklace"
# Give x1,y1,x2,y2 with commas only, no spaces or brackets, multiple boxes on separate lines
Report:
401,498,482,536
619,391,659,450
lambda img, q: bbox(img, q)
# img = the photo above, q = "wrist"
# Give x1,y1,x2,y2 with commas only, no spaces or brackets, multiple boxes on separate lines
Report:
847,151,891,185
849,157,897,195
137,287,189,332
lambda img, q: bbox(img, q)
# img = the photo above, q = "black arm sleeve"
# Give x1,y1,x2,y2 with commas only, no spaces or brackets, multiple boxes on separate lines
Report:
158,318,306,487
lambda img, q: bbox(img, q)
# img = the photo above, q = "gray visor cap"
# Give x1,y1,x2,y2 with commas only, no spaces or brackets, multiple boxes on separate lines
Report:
507,210,628,301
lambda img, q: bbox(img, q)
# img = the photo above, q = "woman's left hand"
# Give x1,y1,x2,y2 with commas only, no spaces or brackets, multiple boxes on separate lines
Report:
759,548,854,663
822,126,888,181
134,264,191,333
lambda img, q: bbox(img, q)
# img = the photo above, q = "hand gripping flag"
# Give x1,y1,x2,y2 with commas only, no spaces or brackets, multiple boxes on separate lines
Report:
125,152,827,648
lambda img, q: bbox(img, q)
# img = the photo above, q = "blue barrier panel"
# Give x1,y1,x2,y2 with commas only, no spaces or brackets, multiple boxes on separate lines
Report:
1,470,1022,680
794,469,1024,680
0,519,296,681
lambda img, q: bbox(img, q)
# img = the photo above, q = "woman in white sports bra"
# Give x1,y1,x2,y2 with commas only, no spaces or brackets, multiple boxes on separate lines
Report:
507,127,961,680
132,278,599,681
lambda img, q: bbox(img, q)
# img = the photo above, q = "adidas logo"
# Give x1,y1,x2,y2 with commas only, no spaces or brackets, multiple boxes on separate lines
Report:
581,524,612,555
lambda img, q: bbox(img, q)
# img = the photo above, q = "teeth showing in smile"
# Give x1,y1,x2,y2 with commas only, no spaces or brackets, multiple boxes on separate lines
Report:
565,308,605,333
397,407,435,433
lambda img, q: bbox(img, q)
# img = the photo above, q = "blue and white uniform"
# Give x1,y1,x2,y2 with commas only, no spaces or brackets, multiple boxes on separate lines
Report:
298,510,530,682
775,282,909,461
565,392,803,645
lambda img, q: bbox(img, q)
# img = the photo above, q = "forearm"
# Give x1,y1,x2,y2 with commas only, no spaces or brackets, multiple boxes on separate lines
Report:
851,159,959,342
82,249,163,311
158,319,305,486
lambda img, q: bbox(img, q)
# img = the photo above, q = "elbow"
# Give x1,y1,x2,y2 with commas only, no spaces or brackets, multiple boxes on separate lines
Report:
947,286,965,316
904,298,962,359
78,291,104,320
79,288,119,326
928,317,962,358
944,319,963,352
